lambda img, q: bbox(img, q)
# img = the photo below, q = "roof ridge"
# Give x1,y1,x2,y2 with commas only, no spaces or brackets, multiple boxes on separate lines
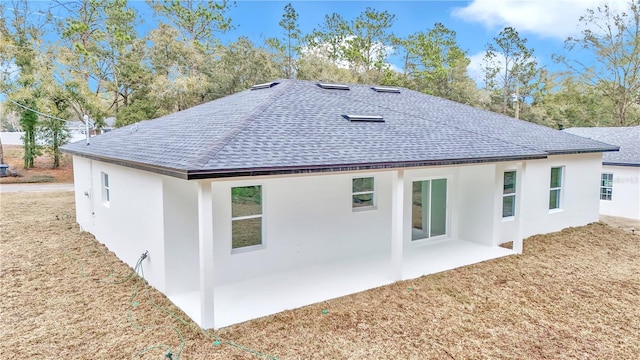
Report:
186,80,292,168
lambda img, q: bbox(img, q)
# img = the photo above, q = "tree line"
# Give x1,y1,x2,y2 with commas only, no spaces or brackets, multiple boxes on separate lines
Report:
1,0,639,168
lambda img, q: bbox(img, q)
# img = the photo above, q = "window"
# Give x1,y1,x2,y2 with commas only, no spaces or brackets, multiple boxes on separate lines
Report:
600,173,613,201
549,167,563,210
101,172,110,205
502,171,516,218
352,177,374,209
231,185,263,251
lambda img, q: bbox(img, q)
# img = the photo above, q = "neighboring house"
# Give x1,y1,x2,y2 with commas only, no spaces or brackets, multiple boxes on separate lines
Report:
61,80,618,329
564,126,640,220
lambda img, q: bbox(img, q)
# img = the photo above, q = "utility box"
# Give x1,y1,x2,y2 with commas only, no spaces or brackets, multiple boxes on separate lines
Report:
0,164,8,177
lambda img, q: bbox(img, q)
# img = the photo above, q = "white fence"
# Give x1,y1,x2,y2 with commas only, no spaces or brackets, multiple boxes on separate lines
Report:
1,131,86,145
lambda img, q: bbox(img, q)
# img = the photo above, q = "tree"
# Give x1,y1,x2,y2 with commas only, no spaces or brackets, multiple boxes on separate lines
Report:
344,7,395,81
396,23,478,104
210,37,281,96
38,118,70,168
560,0,640,126
484,27,537,116
305,13,349,63
276,3,301,79
304,8,395,82
19,101,39,168
530,72,616,128
146,0,233,49
1,0,49,167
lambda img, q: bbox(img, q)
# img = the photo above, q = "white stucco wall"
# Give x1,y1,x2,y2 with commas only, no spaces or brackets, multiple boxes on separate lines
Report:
208,171,394,285
456,164,497,246
520,153,602,237
600,165,640,220
72,152,605,301
72,156,167,291
163,176,199,295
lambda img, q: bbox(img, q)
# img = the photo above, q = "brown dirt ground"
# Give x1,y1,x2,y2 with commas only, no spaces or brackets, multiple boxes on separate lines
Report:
1,192,639,359
0,144,74,184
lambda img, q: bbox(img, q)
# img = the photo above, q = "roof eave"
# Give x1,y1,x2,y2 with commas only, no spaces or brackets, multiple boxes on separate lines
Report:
62,148,190,179
185,154,548,180
603,161,640,167
545,147,620,156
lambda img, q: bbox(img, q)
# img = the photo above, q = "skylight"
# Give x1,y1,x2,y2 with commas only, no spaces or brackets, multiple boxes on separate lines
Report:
343,114,385,123
251,81,279,90
317,83,350,90
372,86,401,93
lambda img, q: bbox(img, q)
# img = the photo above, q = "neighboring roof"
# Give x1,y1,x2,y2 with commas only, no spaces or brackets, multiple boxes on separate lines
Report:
564,126,640,167
62,79,619,179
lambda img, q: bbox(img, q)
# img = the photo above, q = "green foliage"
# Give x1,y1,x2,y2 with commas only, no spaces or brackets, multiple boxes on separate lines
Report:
394,23,479,105
305,8,395,82
278,3,301,79
37,118,71,168
147,0,233,48
3,0,639,137
19,102,40,168
560,0,640,126
484,27,538,115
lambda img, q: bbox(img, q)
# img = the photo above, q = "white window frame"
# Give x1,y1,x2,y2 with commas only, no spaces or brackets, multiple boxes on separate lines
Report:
352,176,375,211
101,172,110,206
549,166,564,211
600,173,613,201
231,185,264,253
502,170,517,219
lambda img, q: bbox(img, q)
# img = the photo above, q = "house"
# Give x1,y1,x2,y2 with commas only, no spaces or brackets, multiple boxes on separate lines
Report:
61,79,618,329
563,126,640,220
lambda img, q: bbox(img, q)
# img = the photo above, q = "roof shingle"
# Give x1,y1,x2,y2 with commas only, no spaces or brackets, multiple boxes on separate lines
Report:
62,79,619,179
563,126,640,166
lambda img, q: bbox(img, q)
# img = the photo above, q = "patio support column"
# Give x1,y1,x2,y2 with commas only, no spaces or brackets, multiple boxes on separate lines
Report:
514,163,526,254
197,180,215,328
390,169,405,281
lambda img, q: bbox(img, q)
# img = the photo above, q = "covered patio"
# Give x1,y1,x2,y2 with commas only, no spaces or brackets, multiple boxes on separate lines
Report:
170,239,514,329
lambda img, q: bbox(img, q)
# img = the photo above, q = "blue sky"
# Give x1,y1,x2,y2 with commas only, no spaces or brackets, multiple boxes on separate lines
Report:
215,0,616,80
16,0,627,82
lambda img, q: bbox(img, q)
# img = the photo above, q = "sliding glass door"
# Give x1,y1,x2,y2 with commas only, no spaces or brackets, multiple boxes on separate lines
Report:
412,178,447,241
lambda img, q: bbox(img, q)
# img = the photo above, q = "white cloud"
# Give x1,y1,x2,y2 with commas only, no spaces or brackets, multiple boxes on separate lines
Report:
467,51,488,86
452,0,628,40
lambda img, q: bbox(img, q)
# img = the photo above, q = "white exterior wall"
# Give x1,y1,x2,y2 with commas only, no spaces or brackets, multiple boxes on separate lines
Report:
519,153,602,237
72,151,605,321
72,156,167,291
601,165,640,220
209,171,393,285
163,177,199,295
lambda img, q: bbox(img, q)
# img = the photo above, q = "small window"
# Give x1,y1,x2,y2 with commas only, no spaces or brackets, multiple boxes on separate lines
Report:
101,172,110,205
549,167,563,210
352,177,374,209
231,185,263,251
600,173,613,201
502,171,516,218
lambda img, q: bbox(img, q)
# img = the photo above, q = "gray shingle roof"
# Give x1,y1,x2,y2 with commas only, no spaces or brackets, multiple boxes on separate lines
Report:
563,126,640,166
62,79,619,179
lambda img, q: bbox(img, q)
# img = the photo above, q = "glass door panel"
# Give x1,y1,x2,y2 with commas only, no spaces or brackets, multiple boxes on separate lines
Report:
411,178,447,240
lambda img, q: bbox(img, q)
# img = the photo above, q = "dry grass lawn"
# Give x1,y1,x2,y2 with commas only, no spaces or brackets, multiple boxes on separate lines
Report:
0,145,74,184
1,192,639,359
